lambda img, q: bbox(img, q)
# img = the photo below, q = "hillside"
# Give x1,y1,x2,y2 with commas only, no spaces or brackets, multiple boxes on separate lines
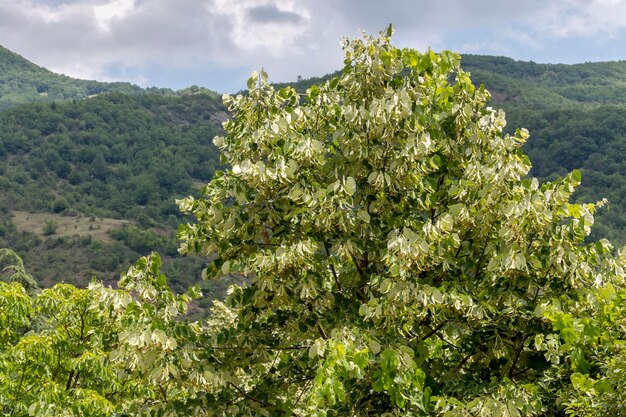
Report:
0,91,232,310
0,45,241,313
0,45,150,110
460,55,626,109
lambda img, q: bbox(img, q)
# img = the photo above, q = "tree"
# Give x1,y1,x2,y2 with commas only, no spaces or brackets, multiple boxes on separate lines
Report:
43,219,58,236
176,26,626,416
0,251,202,417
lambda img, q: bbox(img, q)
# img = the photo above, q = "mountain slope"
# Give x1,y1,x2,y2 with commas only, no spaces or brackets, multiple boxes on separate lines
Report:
0,91,229,308
0,45,237,313
460,55,626,109
0,45,148,110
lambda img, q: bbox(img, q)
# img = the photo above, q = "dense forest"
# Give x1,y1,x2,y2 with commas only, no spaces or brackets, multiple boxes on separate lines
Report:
0,51,240,309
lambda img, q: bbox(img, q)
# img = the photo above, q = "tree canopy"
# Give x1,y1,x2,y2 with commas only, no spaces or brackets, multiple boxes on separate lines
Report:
176,27,626,415
2,27,626,416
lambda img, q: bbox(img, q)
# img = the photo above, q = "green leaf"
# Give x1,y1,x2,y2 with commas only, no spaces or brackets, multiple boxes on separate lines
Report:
571,169,582,184
345,176,357,196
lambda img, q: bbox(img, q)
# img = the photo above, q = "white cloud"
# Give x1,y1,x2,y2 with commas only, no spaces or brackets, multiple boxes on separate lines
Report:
533,0,626,38
1,0,626,90
211,0,309,56
94,0,135,32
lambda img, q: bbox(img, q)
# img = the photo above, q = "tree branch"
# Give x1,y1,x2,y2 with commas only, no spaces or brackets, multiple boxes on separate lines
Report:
317,322,328,339
322,240,341,291
420,320,448,342
66,369,75,391
457,349,476,371
425,323,458,349
294,377,315,410
507,335,529,380
349,251,365,278
158,383,168,402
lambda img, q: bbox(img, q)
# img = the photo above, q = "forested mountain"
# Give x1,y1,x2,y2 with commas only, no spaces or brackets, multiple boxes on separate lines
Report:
461,55,626,108
0,45,238,306
0,92,223,220
0,90,230,309
0,45,153,110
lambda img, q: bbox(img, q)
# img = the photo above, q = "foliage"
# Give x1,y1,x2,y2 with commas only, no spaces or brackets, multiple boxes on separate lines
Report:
2,29,626,417
0,45,147,110
284,55,626,247
0,248,37,291
43,219,58,236
174,28,626,415
0,250,209,416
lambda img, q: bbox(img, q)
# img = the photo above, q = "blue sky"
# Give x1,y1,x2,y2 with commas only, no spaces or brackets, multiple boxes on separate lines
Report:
1,0,626,92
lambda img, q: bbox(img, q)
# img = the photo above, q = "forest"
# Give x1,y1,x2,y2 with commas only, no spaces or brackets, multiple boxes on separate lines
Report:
2,28,626,415
0,45,150,110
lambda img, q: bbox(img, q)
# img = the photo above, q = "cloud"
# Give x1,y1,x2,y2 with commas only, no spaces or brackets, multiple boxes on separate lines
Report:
532,0,626,38
93,0,135,32
246,4,303,24
1,0,626,91
0,0,240,83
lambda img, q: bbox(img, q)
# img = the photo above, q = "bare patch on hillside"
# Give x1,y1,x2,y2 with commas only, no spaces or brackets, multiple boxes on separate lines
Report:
11,211,129,243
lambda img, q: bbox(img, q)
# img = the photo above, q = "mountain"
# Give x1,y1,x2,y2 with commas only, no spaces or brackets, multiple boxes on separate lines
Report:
0,46,232,314
0,91,232,311
460,55,626,109
0,45,151,110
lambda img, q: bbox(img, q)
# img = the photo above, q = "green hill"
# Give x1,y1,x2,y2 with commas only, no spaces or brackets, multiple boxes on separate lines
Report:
0,91,232,311
0,46,240,315
460,55,626,108
0,45,149,110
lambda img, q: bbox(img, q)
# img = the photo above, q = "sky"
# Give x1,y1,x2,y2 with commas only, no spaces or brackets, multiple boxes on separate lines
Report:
2,0,626,93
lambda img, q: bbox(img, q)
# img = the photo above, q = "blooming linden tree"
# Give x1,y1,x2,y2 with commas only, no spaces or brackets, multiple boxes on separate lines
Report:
176,27,626,416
